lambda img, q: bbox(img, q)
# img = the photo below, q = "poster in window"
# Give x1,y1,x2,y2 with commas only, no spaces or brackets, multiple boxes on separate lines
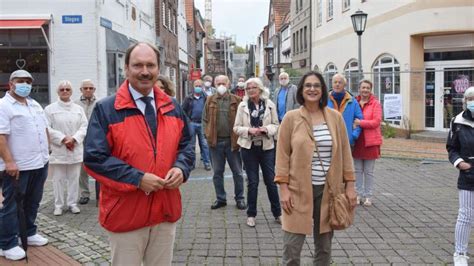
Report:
384,94,402,120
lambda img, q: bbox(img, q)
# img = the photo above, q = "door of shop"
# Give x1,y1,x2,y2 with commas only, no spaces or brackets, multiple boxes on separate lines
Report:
425,60,474,131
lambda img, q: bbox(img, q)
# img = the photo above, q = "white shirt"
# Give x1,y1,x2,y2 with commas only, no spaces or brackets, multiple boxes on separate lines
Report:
128,84,156,115
311,123,333,185
0,93,49,171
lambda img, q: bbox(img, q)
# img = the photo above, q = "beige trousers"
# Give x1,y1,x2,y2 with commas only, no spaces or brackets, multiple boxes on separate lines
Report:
107,222,177,266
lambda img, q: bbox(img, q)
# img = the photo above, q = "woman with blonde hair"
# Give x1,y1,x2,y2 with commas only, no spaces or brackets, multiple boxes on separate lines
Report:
234,77,281,227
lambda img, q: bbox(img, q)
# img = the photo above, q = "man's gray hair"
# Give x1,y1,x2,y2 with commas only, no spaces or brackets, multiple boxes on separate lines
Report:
332,73,347,85
463,86,474,110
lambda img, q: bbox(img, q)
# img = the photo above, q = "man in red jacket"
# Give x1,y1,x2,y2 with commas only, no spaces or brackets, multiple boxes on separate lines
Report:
83,42,194,265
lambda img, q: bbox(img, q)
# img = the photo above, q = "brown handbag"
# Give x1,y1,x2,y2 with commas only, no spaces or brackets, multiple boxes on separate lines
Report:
314,141,353,230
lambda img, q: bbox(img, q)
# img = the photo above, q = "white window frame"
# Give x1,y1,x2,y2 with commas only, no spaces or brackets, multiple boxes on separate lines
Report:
327,0,334,20
317,0,323,27
342,0,350,12
344,59,359,93
324,63,338,86
162,2,167,28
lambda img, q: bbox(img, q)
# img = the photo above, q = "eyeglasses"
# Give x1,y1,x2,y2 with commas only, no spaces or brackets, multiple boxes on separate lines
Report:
304,83,322,90
82,87,95,90
59,88,72,92
245,87,258,91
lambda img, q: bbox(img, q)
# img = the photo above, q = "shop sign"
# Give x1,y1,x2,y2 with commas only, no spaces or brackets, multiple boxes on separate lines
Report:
190,69,201,80
453,75,470,93
62,15,82,24
100,17,113,29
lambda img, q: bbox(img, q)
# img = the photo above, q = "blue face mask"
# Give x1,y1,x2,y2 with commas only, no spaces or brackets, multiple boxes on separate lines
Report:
467,101,474,112
194,87,202,94
14,83,32,97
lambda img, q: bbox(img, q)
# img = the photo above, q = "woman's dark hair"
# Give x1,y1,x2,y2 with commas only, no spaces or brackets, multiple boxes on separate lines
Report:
296,71,328,108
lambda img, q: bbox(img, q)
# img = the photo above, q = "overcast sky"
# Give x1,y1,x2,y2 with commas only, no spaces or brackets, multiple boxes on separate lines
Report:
194,0,270,46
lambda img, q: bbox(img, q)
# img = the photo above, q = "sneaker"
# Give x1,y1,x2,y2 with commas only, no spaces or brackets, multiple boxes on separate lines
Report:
275,216,282,224
0,246,26,261
70,206,81,214
246,217,256,227
204,164,212,171
454,253,469,266
27,234,48,246
356,196,362,205
53,207,63,216
363,198,372,206
210,200,227,210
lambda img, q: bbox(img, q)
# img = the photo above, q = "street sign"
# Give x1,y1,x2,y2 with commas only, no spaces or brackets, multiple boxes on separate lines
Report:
100,17,112,29
62,15,82,24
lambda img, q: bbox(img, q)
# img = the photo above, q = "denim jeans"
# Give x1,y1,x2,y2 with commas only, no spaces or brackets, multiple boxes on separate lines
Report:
0,164,48,250
209,138,244,203
190,122,211,166
354,159,376,198
241,146,281,218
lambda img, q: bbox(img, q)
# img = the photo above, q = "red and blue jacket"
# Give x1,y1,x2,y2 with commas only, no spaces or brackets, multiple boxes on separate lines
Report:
83,80,194,233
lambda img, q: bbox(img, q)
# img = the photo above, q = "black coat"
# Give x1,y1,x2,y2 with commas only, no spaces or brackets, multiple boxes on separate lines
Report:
447,110,474,191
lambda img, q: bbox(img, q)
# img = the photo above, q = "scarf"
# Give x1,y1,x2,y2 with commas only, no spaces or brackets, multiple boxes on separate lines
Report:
332,91,346,107
248,99,265,128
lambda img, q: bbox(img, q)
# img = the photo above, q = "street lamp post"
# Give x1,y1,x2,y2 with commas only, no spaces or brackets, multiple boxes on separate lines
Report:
351,10,368,80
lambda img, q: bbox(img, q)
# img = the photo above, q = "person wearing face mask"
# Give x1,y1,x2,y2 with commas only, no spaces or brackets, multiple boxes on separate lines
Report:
231,76,246,98
202,75,217,96
202,75,246,210
0,70,50,261
273,72,300,123
447,86,474,266
45,81,88,216
182,79,211,170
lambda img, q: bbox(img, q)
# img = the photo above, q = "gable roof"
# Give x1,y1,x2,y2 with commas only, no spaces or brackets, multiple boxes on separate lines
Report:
268,0,291,33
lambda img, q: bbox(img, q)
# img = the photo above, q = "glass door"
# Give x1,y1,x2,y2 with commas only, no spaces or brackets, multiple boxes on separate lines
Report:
443,67,474,128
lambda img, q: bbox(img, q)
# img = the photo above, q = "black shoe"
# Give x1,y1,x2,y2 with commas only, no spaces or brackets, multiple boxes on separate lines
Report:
204,164,212,171
236,200,247,210
79,197,89,205
211,201,227,209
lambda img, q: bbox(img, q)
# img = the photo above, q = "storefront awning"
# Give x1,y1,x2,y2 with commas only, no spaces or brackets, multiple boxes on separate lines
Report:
0,19,51,51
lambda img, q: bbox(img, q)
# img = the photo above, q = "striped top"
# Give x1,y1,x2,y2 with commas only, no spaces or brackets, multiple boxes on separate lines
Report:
311,123,333,185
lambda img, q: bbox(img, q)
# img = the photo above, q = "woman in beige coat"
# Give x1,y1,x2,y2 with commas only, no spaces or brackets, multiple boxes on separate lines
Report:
234,78,281,227
275,71,357,265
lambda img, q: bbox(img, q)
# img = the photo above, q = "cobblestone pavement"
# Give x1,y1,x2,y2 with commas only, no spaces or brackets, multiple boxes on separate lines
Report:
31,155,472,265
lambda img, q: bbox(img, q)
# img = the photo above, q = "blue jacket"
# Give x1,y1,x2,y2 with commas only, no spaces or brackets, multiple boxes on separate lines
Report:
328,91,363,145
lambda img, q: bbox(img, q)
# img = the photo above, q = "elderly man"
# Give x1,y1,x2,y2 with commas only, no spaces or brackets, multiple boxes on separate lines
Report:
273,72,299,122
327,73,363,146
182,79,211,170
0,70,50,261
202,75,216,97
83,42,194,265
202,75,246,210
75,79,97,205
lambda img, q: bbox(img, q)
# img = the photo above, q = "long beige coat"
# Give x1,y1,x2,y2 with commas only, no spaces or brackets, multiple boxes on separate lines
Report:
275,106,355,235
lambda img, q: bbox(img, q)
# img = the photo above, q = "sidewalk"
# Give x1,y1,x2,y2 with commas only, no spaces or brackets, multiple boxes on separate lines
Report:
0,137,454,265
0,194,81,266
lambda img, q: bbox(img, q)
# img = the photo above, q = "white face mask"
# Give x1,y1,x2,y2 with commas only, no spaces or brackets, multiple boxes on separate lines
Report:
204,81,212,87
237,82,245,88
217,85,227,95
279,79,289,86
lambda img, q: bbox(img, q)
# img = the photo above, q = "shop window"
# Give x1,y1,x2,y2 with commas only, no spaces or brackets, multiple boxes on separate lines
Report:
107,52,126,95
324,63,338,86
372,54,400,121
344,59,359,94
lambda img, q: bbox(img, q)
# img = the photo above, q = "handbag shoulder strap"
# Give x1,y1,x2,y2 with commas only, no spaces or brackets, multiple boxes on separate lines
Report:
314,133,336,199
